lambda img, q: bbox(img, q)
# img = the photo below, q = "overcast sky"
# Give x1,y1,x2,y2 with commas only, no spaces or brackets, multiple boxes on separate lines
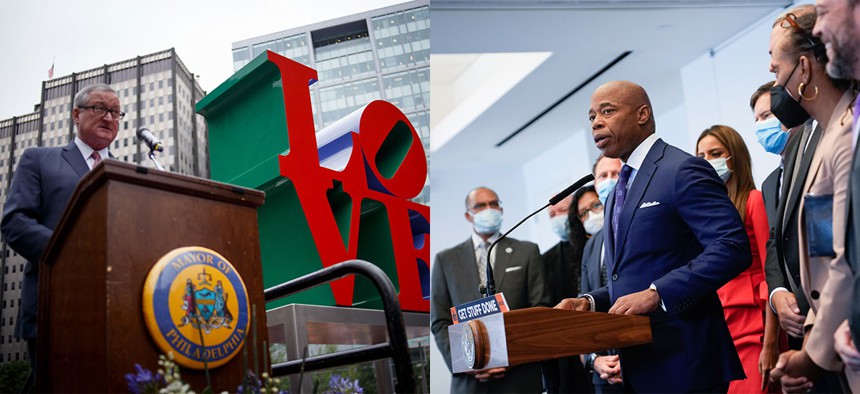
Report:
0,0,410,120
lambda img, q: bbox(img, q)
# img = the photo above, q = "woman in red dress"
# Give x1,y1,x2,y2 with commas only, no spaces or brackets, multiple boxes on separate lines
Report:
697,125,780,393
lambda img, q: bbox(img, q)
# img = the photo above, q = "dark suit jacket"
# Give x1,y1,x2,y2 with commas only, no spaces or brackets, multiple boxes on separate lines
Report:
431,236,551,393
1,142,91,339
590,138,749,392
849,119,860,345
762,166,781,227
765,123,820,318
541,240,582,304
580,230,604,295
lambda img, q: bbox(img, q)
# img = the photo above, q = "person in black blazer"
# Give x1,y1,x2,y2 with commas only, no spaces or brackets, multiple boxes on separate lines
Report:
1,83,121,388
749,79,819,352
431,186,551,393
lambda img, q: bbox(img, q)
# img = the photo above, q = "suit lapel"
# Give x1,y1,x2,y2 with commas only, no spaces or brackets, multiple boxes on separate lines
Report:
493,238,510,290
592,230,605,289
613,139,664,270
457,239,483,297
783,123,823,225
61,141,90,178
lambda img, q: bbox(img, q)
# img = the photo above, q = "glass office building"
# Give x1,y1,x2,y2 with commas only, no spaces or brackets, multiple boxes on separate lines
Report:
231,0,430,157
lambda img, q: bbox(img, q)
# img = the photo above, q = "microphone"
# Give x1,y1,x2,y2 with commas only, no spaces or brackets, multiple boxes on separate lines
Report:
484,173,594,297
136,127,164,152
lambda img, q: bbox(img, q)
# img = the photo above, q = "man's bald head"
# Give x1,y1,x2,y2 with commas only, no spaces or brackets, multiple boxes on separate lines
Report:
588,80,656,161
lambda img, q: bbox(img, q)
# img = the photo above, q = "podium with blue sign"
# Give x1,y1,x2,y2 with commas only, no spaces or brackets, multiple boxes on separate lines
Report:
449,298,652,373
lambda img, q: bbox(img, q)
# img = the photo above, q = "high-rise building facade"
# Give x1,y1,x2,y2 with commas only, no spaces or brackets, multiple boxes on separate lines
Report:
231,0,430,158
0,48,207,362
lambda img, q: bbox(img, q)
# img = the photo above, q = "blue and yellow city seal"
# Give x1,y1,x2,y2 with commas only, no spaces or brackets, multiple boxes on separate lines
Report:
142,246,249,369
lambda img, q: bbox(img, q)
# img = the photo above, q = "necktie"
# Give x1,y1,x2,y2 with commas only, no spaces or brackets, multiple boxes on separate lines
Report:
600,259,608,287
613,164,633,251
852,94,860,147
476,241,489,288
91,151,102,168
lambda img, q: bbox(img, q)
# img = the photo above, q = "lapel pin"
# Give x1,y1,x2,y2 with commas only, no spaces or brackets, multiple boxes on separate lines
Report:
505,247,512,253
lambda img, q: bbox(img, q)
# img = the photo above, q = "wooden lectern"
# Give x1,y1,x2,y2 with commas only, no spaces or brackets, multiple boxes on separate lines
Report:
452,307,652,372
36,160,268,392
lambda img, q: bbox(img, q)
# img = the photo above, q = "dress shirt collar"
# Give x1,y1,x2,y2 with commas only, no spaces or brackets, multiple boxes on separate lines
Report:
623,133,658,171
472,231,500,249
74,136,109,170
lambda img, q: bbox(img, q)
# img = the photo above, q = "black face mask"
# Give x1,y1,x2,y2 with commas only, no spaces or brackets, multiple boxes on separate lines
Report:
770,60,811,128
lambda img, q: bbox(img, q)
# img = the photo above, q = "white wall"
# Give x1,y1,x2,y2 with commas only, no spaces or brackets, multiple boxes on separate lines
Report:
680,6,804,187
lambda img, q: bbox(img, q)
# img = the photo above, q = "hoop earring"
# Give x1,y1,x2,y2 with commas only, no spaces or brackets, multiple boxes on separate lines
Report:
798,82,819,100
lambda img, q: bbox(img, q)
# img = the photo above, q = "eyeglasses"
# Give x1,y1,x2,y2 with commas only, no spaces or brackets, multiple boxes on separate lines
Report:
470,200,501,212
778,13,821,54
79,105,125,120
576,201,604,221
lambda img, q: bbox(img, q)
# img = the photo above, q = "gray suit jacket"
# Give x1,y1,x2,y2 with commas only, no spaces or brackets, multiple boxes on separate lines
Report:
1,141,91,339
431,236,551,393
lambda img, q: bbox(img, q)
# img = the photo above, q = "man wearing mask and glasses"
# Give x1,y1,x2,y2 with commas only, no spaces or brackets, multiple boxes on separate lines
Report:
431,186,551,393
579,155,624,393
1,83,122,391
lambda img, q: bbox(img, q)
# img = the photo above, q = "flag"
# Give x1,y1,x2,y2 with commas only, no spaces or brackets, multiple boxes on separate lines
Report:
48,62,54,79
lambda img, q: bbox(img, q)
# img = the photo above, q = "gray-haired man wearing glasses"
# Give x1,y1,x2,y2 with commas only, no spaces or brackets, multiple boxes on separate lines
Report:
1,83,121,391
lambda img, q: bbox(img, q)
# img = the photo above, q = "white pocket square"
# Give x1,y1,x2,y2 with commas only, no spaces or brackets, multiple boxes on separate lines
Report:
639,201,661,208
505,266,522,273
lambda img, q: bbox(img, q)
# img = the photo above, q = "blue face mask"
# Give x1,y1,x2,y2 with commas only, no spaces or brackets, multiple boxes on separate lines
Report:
707,157,732,182
755,117,789,155
595,177,617,206
550,214,570,241
472,208,503,235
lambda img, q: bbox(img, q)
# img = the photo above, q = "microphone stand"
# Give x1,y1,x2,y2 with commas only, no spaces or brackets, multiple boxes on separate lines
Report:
480,173,593,394
484,202,549,298
147,148,165,171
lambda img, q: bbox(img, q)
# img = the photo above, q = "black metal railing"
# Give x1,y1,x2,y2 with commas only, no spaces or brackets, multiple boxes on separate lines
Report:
264,260,416,393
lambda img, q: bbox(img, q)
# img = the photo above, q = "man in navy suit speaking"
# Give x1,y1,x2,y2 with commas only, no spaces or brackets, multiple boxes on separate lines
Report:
1,83,121,388
556,81,750,392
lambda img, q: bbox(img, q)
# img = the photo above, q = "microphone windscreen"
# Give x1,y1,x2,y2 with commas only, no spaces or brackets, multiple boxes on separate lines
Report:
549,174,595,205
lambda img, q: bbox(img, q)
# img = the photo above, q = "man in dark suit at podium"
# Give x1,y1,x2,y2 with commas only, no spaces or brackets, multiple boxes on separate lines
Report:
556,80,750,392
1,83,121,390
431,186,551,393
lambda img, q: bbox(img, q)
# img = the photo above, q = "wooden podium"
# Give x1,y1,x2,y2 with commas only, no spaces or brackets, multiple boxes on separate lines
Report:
36,160,268,392
451,307,652,372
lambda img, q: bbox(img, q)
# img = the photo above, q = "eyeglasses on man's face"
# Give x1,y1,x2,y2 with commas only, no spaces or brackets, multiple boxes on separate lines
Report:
79,105,125,120
576,200,604,221
470,200,501,213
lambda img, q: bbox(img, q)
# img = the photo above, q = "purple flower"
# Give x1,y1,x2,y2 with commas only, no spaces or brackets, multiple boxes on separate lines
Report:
125,364,165,394
237,370,262,394
327,374,362,394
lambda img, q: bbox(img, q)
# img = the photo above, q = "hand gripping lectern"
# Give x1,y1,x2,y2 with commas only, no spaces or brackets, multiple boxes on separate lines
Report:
449,307,652,373
36,160,268,392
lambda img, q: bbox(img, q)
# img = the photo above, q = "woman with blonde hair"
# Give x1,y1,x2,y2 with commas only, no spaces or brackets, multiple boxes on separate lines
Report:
697,125,780,393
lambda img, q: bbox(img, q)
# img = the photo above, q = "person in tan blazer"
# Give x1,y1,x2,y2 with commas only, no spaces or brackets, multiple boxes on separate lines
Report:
767,5,858,392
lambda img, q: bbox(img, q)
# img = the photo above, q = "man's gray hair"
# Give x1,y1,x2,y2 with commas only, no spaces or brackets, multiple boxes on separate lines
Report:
73,83,116,108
